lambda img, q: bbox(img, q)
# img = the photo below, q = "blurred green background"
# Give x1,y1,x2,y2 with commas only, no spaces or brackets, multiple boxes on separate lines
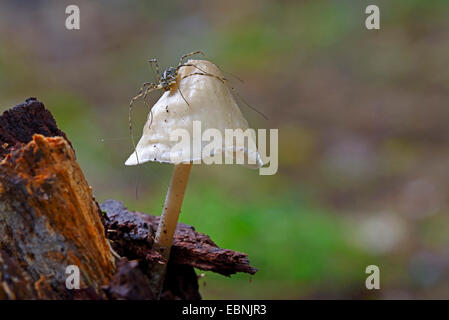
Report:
1,0,449,299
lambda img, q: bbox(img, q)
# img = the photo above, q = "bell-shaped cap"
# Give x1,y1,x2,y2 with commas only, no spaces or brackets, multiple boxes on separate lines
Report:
125,59,263,168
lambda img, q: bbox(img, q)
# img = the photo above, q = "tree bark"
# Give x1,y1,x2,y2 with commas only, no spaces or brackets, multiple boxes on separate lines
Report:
0,133,116,298
101,199,257,277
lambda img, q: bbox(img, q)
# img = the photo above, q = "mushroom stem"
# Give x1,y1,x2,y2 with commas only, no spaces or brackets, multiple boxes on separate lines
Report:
156,163,193,247
151,163,192,298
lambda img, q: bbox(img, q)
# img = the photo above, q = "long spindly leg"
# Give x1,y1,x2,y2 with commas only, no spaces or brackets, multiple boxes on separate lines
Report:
181,72,225,84
180,72,268,120
178,71,224,108
148,58,161,82
177,62,242,84
176,62,225,87
223,78,268,120
176,63,214,106
129,83,159,165
142,84,159,129
228,83,268,120
178,87,190,106
179,52,243,83
136,82,154,96
176,63,210,75
178,70,224,107
179,50,207,65
129,82,156,130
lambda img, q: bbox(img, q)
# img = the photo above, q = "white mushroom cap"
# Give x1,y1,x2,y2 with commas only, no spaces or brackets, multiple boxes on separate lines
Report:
125,59,263,168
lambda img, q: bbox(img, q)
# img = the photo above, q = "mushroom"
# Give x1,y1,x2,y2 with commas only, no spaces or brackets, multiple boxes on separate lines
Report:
125,59,263,297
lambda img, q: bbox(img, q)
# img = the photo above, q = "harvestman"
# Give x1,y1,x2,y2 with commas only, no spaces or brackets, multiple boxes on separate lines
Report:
128,51,267,164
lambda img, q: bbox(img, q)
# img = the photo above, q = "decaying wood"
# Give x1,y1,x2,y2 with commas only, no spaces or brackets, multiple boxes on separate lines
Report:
0,98,257,300
101,199,258,276
0,249,52,299
103,259,155,300
0,98,71,158
0,134,116,297
0,99,114,298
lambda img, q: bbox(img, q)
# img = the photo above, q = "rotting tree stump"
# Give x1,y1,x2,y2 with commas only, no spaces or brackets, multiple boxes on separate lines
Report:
0,98,257,300
0,98,115,298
